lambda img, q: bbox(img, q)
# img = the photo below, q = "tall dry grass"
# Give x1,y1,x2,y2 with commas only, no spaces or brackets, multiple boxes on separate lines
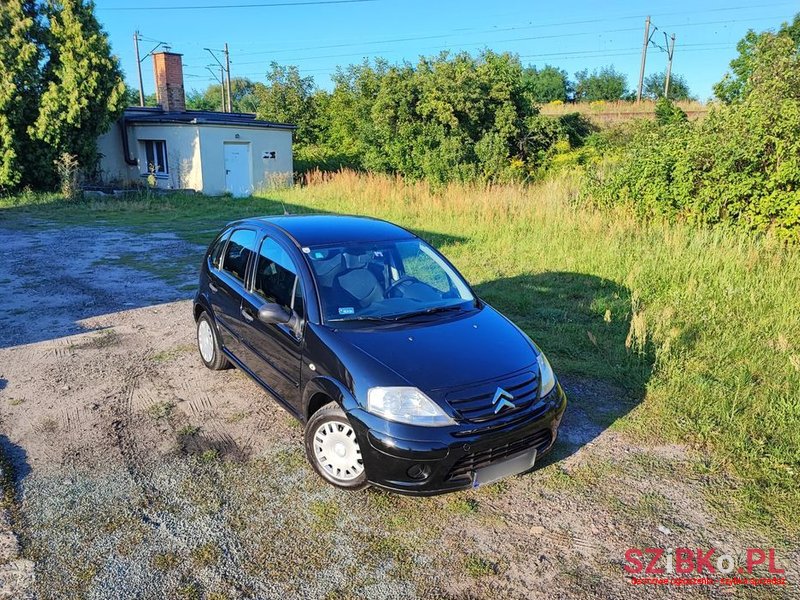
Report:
539,99,710,124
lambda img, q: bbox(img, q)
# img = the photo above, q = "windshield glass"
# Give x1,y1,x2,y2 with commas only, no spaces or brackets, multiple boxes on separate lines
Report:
306,238,475,322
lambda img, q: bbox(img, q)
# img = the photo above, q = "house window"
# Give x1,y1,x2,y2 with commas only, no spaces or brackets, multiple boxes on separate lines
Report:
143,140,168,175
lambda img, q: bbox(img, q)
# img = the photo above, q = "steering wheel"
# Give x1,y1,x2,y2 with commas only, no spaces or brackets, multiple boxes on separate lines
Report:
386,275,420,297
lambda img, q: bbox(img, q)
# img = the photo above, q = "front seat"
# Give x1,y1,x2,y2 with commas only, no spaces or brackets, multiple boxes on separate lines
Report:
333,252,384,309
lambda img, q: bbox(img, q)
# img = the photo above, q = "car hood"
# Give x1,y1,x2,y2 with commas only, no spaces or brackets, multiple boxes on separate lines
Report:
331,305,537,393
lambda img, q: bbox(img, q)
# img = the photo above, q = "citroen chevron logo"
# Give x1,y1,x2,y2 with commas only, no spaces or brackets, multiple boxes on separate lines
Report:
491,387,516,414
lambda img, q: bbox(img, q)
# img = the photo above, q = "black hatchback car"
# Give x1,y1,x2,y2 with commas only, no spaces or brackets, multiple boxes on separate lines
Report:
193,215,566,495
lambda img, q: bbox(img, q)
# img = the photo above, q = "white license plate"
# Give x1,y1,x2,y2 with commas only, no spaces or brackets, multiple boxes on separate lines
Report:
472,448,537,488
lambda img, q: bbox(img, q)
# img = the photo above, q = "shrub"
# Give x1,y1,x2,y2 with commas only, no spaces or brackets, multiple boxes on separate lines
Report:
654,98,687,126
585,34,800,242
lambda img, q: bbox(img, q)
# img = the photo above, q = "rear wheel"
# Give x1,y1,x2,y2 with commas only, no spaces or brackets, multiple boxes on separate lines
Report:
196,311,229,371
305,403,368,490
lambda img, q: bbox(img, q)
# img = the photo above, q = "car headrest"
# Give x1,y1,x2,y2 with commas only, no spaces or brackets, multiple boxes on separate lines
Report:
342,251,370,270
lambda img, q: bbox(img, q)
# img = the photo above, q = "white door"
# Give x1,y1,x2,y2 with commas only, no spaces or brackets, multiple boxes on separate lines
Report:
224,143,252,197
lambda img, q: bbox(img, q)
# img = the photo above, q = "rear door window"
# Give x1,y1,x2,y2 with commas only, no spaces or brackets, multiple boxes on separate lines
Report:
221,229,256,283
209,229,232,269
254,237,304,317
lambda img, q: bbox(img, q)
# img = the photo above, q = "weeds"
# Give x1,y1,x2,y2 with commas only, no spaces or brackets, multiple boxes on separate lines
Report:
190,543,220,568
152,551,180,571
147,401,175,420
444,496,479,515
53,153,81,201
464,555,499,577
199,449,219,463
178,425,200,437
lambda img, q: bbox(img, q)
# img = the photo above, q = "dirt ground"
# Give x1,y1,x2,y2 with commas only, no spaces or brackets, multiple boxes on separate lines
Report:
0,219,797,599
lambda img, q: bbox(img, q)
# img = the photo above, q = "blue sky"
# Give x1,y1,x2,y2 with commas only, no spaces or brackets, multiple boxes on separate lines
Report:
96,0,798,101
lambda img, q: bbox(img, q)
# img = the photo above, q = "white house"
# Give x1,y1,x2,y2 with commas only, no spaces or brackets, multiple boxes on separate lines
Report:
97,51,295,197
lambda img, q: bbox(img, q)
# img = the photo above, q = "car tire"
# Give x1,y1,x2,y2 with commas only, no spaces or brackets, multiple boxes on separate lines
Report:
196,311,229,371
305,403,368,490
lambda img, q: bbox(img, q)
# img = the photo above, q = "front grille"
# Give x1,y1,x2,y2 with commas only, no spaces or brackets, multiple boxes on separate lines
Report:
446,428,552,481
445,371,540,423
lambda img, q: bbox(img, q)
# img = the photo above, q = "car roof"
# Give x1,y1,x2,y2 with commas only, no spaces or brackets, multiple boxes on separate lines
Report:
243,214,417,247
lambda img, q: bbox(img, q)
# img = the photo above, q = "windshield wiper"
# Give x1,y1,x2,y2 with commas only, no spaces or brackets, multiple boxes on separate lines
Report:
387,304,465,321
328,315,397,323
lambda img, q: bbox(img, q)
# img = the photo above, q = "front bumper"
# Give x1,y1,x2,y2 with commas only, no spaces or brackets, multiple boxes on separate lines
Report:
347,382,567,496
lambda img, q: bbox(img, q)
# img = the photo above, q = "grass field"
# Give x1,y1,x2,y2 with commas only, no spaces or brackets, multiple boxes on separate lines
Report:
2,171,798,538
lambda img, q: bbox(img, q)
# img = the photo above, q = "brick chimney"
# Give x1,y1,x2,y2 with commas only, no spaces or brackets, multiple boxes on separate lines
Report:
153,51,186,112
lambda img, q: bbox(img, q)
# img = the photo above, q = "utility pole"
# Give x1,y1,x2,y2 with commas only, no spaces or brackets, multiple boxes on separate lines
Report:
224,43,233,113
133,31,145,106
664,33,676,99
205,66,226,111
220,66,227,111
204,46,230,112
637,15,651,102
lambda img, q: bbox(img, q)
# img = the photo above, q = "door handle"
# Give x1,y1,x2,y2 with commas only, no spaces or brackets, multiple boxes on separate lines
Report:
241,307,255,322
209,281,218,292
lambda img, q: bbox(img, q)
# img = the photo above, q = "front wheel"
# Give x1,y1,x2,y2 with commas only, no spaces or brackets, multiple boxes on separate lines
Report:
196,311,229,371
305,403,368,490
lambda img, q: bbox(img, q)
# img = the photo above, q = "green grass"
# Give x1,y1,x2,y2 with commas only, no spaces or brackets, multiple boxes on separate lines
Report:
2,170,799,536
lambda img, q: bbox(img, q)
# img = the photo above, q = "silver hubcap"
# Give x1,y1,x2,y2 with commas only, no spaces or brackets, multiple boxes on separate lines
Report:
313,421,363,482
198,319,215,363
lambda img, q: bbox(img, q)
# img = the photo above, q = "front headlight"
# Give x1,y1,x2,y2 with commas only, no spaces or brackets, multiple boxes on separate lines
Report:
537,351,556,398
366,387,456,427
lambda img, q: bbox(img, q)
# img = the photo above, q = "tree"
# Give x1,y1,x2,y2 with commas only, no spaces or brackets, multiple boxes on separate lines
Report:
312,51,577,184
122,84,157,108
186,78,259,113
574,66,627,101
31,0,125,182
255,64,318,145
643,71,693,101
521,65,570,103
713,13,799,103
0,0,41,190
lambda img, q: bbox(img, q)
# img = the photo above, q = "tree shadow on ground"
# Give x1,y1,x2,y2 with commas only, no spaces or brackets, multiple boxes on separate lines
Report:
0,195,468,350
0,434,31,493
474,272,655,465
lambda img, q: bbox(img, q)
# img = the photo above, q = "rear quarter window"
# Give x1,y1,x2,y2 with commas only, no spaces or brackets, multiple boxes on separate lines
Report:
209,229,232,269
221,229,257,283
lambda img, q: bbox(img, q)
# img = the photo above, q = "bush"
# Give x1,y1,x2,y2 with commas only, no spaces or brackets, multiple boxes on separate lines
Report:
585,34,800,242
654,98,687,126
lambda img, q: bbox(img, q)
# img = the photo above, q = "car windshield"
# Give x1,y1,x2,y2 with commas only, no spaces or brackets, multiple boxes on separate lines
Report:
306,238,475,323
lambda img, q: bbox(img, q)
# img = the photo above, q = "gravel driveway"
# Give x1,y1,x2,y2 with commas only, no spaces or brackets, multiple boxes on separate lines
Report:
0,219,796,599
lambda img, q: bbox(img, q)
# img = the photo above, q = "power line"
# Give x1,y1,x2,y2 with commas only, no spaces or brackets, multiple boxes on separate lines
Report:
231,5,793,57
227,44,736,79
100,0,378,11
228,14,783,68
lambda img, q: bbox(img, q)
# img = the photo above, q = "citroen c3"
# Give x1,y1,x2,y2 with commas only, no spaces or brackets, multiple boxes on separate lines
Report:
193,215,567,495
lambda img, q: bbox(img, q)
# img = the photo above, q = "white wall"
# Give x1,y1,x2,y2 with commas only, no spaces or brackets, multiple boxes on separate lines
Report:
198,125,293,195
97,122,202,191
97,123,139,184
97,120,293,195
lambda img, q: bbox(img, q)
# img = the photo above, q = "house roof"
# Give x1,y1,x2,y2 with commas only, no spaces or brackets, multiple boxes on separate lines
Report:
122,106,296,130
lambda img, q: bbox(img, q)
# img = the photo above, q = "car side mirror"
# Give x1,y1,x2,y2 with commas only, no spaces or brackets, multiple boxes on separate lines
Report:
257,302,292,325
